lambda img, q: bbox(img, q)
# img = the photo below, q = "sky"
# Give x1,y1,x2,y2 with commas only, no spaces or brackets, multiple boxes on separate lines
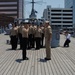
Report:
25,0,64,18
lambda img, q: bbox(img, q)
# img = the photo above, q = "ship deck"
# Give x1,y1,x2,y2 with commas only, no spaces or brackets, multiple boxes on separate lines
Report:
0,34,75,75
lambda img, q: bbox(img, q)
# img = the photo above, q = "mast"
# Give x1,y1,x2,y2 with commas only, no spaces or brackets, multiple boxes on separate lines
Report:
32,0,34,10
29,0,36,19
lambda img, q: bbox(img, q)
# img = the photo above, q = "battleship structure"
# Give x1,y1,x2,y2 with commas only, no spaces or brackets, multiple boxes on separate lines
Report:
29,0,37,19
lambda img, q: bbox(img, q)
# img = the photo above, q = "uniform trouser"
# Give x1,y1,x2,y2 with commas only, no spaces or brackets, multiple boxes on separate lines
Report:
10,36,18,49
28,34,33,48
22,38,28,59
32,35,35,48
41,33,44,47
35,37,41,49
64,39,70,47
45,39,51,58
18,33,22,49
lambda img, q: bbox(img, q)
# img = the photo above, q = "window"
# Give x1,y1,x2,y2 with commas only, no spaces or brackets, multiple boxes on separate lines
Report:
52,21,61,23
63,17,72,19
48,16,50,18
51,10,61,12
63,21,72,23
48,12,50,15
51,17,61,19
51,14,61,16
63,10,72,12
63,14,72,16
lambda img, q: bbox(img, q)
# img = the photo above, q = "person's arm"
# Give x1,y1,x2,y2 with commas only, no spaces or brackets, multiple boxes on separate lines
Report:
48,28,52,41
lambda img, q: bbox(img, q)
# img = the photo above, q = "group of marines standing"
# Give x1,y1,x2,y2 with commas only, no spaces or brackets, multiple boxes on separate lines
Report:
10,21,52,61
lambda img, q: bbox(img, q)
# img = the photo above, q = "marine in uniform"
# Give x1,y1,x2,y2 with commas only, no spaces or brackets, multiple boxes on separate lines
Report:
32,25,37,48
18,22,24,49
34,25,42,49
22,22,29,60
40,23,44,48
28,23,34,49
44,21,52,60
10,23,18,50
